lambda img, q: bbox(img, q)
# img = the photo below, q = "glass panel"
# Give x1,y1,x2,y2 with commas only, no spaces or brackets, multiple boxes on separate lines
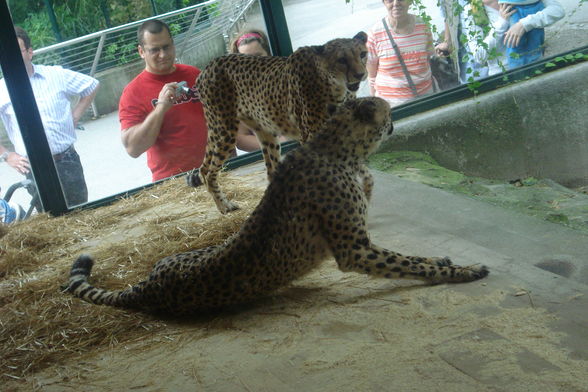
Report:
0,61,36,221
281,0,588,287
0,0,270,214
282,0,587,105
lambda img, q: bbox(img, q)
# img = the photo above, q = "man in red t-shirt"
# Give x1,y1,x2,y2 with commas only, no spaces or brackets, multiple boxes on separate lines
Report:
119,19,207,181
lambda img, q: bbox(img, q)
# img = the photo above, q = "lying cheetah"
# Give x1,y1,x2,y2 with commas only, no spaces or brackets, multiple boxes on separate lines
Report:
66,97,489,316
186,32,369,214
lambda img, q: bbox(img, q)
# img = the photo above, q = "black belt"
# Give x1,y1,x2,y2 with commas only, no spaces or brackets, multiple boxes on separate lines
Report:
53,145,74,162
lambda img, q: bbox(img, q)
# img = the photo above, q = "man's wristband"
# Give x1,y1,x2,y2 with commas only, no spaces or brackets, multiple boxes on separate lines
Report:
0,151,9,162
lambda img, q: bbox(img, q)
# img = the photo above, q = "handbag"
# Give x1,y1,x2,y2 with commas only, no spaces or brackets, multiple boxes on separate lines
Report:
429,54,460,90
382,17,419,97
382,18,459,94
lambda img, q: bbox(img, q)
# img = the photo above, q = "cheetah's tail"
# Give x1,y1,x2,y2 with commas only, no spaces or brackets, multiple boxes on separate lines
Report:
65,254,143,309
186,168,203,188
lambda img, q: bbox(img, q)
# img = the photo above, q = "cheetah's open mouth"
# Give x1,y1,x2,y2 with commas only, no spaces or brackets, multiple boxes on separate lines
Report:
347,82,360,92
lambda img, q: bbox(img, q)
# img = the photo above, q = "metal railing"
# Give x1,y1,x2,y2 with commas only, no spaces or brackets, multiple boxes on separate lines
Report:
33,0,257,74
4,0,258,116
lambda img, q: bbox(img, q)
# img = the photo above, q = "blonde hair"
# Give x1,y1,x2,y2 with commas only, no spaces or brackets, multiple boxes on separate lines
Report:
230,29,271,54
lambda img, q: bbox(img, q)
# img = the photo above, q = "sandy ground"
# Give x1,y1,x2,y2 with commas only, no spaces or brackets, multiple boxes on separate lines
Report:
22,276,582,392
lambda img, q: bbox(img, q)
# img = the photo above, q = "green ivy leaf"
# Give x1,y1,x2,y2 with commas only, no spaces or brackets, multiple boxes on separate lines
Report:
545,62,556,67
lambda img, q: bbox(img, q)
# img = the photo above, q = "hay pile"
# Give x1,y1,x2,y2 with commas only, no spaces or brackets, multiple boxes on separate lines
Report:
0,174,265,382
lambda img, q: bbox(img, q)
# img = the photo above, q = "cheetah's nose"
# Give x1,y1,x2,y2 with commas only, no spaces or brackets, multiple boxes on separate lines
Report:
354,72,366,80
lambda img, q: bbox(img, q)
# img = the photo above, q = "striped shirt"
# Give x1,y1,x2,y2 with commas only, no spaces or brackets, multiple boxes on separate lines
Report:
0,64,99,156
367,16,434,107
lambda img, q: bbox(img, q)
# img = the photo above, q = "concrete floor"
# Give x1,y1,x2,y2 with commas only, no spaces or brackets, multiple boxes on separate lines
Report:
368,170,588,360
238,161,588,371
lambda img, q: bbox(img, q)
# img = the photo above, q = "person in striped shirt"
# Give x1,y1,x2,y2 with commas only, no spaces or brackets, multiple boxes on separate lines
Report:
0,27,99,207
366,0,437,107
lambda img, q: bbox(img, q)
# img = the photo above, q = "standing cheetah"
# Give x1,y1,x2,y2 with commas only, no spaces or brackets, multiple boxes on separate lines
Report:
66,97,489,316
186,32,369,214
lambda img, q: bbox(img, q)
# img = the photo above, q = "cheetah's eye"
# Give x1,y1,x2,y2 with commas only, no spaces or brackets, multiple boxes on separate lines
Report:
337,57,347,65
360,51,367,59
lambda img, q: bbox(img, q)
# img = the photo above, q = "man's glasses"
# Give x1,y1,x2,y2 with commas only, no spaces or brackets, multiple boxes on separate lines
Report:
142,44,174,55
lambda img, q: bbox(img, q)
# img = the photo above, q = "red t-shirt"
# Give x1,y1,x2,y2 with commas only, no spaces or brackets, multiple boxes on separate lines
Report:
119,64,208,181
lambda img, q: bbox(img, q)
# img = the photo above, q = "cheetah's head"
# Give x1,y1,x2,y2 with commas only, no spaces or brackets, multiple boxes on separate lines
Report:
319,97,393,159
312,32,368,94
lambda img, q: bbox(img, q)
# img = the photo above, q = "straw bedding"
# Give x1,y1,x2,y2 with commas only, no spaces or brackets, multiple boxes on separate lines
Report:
0,174,265,382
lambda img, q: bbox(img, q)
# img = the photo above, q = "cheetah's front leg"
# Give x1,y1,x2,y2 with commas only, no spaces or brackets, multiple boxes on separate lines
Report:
333,240,488,284
358,164,374,201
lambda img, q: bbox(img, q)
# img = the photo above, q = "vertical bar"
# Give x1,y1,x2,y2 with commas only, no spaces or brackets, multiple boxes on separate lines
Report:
100,0,112,28
177,7,203,60
150,0,158,15
260,0,293,56
89,33,107,117
43,0,63,42
0,0,68,216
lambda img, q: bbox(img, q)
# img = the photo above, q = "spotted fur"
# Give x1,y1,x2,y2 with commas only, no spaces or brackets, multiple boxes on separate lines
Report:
66,97,489,316
186,32,369,214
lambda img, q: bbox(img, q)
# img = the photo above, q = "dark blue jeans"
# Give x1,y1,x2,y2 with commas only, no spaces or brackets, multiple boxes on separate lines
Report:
506,1,546,69
27,145,88,208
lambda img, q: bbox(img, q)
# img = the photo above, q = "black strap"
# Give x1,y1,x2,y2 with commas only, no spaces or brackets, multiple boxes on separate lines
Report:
382,17,418,98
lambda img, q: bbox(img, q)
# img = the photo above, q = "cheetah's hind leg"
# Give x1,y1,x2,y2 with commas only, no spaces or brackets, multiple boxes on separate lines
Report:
255,129,281,182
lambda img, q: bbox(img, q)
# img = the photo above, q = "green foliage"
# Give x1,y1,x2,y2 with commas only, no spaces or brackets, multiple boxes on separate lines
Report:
103,39,139,66
19,11,57,48
8,0,206,44
108,0,153,26
53,0,107,40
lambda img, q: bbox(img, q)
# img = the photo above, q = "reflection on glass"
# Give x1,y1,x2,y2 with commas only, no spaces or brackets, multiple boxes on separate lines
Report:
438,0,565,84
0,27,96,211
1,1,272,213
366,0,438,107
282,0,583,104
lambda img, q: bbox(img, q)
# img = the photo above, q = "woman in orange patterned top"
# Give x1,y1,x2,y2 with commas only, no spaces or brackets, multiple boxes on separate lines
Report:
367,0,437,107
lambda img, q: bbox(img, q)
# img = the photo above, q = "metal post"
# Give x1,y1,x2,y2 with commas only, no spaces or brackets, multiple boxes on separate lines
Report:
149,0,158,15
88,33,107,117
100,0,112,28
259,0,292,56
0,0,68,216
177,7,203,60
43,0,63,42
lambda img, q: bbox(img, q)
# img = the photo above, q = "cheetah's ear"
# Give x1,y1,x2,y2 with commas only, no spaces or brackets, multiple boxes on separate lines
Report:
355,100,377,123
310,45,325,55
353,32,367,45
